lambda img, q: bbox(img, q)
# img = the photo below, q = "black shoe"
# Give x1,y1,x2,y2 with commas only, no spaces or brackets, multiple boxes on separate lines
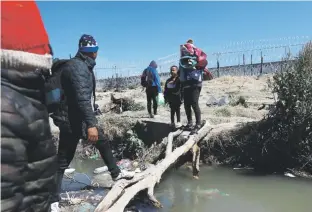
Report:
190,120,206,135
184,122,193,131
170,122,176,130
149,113,154,118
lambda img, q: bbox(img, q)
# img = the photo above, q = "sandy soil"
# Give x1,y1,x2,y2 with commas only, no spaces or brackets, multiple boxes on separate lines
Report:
96,74,273,125
50,74,275,136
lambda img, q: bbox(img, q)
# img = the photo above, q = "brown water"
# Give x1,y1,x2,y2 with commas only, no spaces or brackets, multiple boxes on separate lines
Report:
69,159,312,212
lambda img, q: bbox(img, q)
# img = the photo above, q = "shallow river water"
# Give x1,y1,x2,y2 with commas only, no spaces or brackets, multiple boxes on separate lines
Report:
68,158,312,212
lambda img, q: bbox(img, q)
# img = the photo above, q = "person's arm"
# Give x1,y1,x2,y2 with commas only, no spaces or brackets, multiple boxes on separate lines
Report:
153,69,162,93
67,63,98,128
164,79,169,103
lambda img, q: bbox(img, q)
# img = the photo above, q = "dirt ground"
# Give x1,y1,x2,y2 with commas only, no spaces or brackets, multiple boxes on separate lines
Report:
97,74,273,125
50,74,275,136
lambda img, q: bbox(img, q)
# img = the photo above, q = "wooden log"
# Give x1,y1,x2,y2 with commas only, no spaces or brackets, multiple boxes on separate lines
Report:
95,121,211,212
94,129,182,211
140,129,183,164
191,144,200,179
166,130,183,156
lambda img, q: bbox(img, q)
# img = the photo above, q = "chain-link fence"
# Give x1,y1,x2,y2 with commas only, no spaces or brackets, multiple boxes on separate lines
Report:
95,37,311,91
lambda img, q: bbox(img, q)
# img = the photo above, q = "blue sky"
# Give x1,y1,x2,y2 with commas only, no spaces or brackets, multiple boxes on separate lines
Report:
37,1,312,78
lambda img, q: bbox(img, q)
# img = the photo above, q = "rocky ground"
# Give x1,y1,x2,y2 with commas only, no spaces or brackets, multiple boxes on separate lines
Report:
50,74,275,155
96,74,274,125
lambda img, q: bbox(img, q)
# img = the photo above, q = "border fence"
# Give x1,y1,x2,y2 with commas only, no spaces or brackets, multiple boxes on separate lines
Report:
95,36,311,90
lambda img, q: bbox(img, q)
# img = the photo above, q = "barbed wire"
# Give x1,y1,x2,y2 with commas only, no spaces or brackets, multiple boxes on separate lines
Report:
94,36,311,79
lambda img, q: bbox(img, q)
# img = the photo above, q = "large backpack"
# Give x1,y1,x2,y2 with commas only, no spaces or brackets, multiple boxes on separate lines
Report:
44,59,69,113
140,68,154,87
180,44,207,69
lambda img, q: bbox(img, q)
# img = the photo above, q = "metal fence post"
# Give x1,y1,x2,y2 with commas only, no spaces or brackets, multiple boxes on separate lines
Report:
217,60,220,77
260,51,263,75
250,54,253,75
243,54,246,75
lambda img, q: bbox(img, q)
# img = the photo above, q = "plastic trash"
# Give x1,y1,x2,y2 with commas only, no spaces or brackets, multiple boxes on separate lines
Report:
94,166,108,174
64,168,75,174
89,153,99,160
157,93,165,106
218,95,229,106
284,172,296,178
117,159,132,170
206,96,218,106
93,159,133,174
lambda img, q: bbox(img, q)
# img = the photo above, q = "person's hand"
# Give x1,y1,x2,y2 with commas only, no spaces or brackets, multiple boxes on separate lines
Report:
87,127,98,143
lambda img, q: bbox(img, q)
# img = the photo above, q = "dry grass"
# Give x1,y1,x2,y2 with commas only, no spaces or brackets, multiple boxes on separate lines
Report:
98,115,135,141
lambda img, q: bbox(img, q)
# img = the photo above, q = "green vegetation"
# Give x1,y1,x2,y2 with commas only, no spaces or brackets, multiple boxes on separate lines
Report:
204,42,312,173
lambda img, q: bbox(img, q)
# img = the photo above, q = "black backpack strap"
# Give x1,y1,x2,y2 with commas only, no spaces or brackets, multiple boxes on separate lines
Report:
91,69,96,110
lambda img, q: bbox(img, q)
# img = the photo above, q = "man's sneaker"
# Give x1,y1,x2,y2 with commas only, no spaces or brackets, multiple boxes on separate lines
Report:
113,170,135,181
176,122,182,128
50,202,60,212
149,113,154,118
170,123,176,129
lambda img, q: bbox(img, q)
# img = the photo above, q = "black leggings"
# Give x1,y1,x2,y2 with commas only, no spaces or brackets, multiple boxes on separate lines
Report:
169,100,181,123
146,86,158,115
183,86,202,125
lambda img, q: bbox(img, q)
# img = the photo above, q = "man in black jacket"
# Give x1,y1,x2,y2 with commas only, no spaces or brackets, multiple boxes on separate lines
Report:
54,35,134,201
1,1,57,211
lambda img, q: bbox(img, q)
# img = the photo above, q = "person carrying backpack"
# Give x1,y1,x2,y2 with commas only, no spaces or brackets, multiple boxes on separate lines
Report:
179,39,207,134
50,35,135,211
141,60,162,118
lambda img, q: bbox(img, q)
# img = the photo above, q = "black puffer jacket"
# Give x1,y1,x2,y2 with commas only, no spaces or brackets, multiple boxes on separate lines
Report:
1,69,57,212
61,52,97,134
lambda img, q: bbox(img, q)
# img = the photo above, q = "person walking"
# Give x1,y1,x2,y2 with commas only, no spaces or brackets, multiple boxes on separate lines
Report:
141,60,162,118
1,1,58,211
51,34,134,210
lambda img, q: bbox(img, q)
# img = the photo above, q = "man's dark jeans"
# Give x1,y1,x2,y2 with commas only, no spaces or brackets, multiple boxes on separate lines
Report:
54,126,120,201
